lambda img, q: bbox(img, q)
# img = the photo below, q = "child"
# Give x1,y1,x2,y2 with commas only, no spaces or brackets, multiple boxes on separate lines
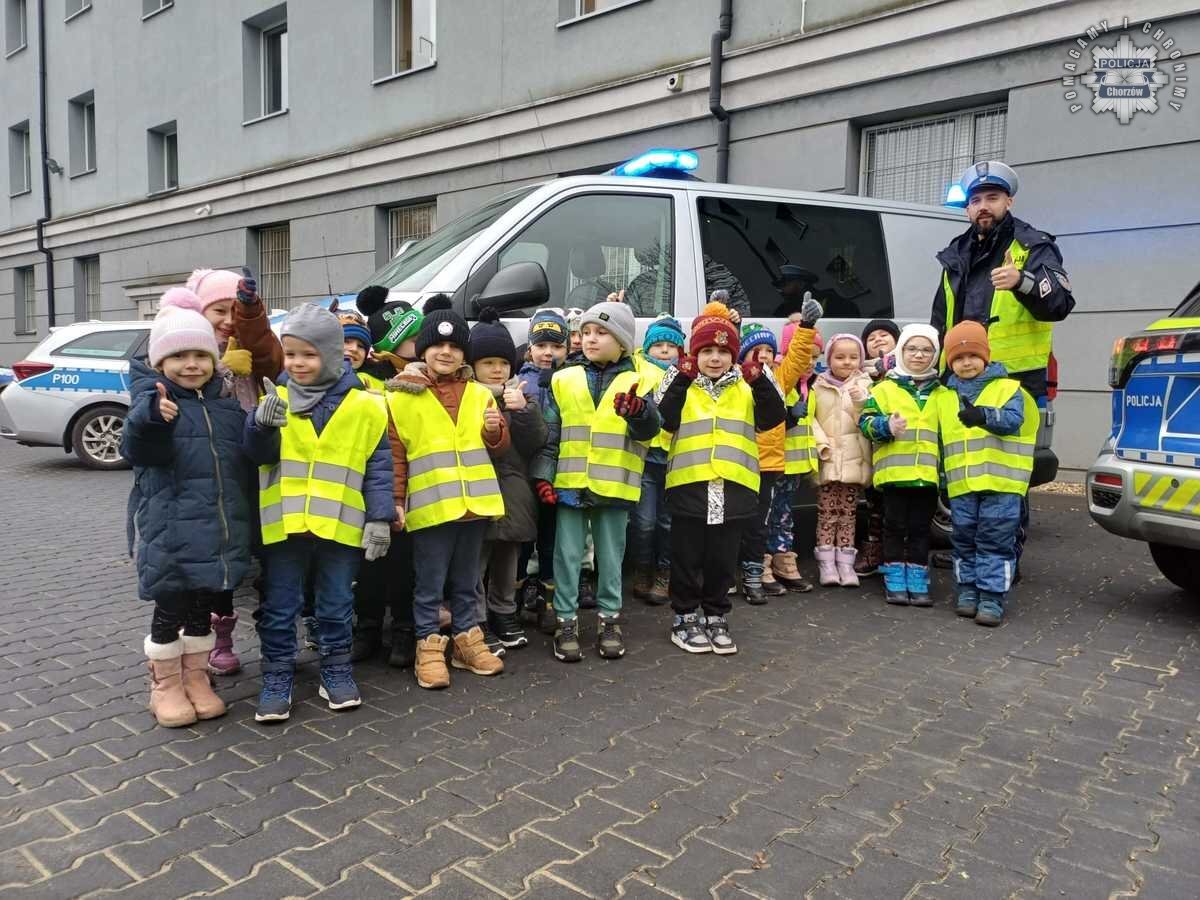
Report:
469,308,548,652
858,324,945,607
122,295,252,727
245,303,395,721
565,307,585,356
630,314,686,605
810,334,874,587
655,302,787,653
531,300,661,662
386,297,507,689
937,321,1037,626
854,318,901,577
340,310,383,391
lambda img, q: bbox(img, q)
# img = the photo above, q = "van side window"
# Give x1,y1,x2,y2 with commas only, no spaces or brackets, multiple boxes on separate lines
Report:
56,330,147,360
696,197,893,320
497,193,674,317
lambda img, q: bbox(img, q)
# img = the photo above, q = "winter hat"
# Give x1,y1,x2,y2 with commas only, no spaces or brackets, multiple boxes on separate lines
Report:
944,320,990,367
738,322,777,363
338,311,372,352
149,304,220,368
280,303,345,386
185,269,242,310
689,301,740,357
893,323,941,380
157,285,205,316
825,333,866,368
355,285,422,358
469,307,516,368
528,308,568,346
566,307,585,334
414,295,470,359
643,314,685,354
861,318,900,347
579,300,636,354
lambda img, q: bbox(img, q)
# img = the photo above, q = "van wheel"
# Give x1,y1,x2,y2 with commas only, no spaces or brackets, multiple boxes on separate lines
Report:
71,405,129,470
930,491,952,549
1149,542,1200,595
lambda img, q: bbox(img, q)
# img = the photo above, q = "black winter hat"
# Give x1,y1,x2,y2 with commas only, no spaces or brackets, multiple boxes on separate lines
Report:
468,307,516,369
415,295,470,359
861,318,901,345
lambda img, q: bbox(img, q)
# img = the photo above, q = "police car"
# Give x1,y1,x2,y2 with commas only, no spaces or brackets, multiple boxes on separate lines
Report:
1087,280,1200,594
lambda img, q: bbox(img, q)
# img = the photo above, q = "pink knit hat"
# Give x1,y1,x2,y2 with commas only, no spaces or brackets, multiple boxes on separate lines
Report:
824,332,866,367
185,268,241,310
149,304,220,367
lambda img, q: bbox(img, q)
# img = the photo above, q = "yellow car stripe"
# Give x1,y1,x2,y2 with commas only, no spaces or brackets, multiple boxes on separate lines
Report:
1132,472,1200,514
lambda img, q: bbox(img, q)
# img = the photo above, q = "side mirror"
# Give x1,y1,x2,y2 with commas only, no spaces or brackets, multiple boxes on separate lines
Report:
470,261,549,315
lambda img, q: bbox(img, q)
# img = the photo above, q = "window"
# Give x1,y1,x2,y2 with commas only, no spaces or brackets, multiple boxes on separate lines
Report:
262,25,287,115
4,0,27,55
373,0,435,80
68,91,97,176
257,224,291,308
142,0,172,18
387,202,436,258
57,330,146,360
14,266,34,334
242,5,288,122
147,121,178,193
493,193,674,318
860,104,1007,207
64,0,89,21
696,196,893,320
74,256,100,321
558,0,646,22
8,121,30,196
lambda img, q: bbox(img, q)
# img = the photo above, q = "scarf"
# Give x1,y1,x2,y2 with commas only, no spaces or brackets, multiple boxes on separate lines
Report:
892,324,941,382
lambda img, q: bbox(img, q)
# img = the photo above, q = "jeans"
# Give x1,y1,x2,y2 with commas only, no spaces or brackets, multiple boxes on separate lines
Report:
412,519,488,639
950,491,1022,597
630,461,671,569
553,505,628,619
258,535,361,664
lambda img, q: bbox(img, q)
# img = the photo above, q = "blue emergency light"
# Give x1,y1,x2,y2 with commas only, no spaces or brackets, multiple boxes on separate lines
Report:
609,149,700,178
944,183,967,207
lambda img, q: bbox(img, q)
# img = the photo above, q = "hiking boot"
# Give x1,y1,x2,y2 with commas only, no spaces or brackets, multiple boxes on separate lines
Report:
553,618,583,663
703,615,737,655
881,562,909,605
388,624,416,668
835,548,860,588
208,613,240,675
489,610,528,649
632,566,654,601
955,586,980,618
517,579,542,622
648,566,670,605
931,550,954,569
906,564,932,607
255,665,294,723
350,618,383,662
855,539,882,577
301,615,321,651
975,591,1005,627
597,615,625,659
815,546,839,587
480,622,507,659
318,654,362,710
452,627,505,675
771,551,813,592
671,613,712,653
415,634,451,688
537,583,557,636
740,560,767,606
761,554,787,597
578,574,597,610
145,637,197,728
180,633,226,720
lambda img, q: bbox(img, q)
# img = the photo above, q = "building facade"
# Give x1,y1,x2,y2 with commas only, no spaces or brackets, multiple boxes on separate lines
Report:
1,0,1197,475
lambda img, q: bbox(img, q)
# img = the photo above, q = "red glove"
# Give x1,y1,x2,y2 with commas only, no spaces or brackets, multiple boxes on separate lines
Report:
535,480,558,505
612,381,645,419
740,361,764,384
676,356,698,381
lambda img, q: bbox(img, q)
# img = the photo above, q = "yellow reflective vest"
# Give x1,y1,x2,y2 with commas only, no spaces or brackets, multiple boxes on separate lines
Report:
868,379,944,488
941,239,1052,375
783,388,818,476
387,381,505,531
666,380,760,493
552,366,648,502
259,386,388,548
357,371,387,393
937,378,1038,498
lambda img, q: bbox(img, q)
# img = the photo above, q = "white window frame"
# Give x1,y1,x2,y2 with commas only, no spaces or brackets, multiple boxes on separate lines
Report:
141,0,173,21
163,130,178,190
258,224,291,309
4,0,28,56
15,266,35,334
83,256,101,319
64,0,90,23
557,0,650,27
8,121,31,197
261,24,288,116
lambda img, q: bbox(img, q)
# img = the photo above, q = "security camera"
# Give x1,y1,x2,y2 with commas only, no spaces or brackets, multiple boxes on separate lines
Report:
194,204,212,217
666,73,683,93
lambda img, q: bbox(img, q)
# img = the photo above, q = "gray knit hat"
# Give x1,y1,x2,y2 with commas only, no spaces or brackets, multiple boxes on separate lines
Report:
280,303,345,386
579,300,636,354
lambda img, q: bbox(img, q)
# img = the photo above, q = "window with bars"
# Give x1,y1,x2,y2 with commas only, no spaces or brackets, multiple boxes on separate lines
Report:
860,105,1007,207
14,266,34,334
257,224,291,308
387,202,436,258
74,256,100,320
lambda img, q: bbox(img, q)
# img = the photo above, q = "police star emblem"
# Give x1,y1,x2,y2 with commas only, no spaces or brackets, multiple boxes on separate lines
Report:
1079,34,1169,124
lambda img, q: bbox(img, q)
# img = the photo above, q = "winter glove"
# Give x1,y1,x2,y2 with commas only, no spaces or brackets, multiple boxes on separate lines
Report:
220,336,253,377
612,381,645,419
676,355,699,382
740,361,764,384
255,377,288,428
958,397,987,428
236,267,259,306
535,480,558,505
361,520,392,562
155,383,178,424
798,292,824,328
870,355,895,378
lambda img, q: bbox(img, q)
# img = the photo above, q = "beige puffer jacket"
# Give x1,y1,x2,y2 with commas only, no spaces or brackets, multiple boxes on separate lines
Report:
811,371,874,487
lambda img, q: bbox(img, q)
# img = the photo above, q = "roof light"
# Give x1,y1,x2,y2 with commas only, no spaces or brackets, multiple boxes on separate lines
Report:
610,149,700,178
944,184,967,207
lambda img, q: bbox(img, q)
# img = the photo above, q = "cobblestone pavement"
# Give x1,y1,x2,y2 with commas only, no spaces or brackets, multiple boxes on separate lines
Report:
1,439,1199,899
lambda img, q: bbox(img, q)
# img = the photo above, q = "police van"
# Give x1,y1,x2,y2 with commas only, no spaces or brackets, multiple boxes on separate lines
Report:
1088,281,1200,593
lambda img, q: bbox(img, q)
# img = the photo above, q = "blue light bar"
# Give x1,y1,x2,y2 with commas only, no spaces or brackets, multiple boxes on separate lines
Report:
611,149,700,177
944,183,967,207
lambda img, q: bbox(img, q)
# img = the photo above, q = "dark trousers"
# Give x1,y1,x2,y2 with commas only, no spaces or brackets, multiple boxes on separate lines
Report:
670,515,747,617
150,590,220,644
354,529,414,628
259,536,361,663
412,519,488,639
739,471,780,564
881,486,939,565
518,502,558,585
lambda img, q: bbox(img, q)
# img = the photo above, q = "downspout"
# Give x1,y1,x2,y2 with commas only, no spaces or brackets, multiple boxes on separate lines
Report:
708,0,732,183
35,0,55,326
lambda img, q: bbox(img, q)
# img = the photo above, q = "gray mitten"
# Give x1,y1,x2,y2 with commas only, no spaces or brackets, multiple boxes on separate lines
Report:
255,377,288,428
799,292,824,328
361,520,392,562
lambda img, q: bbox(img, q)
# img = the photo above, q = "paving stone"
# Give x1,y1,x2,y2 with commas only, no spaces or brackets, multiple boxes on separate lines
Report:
547,833,667,896
198,817,324,882
726,838,842,897
370,786,483,843
7,852,137,899
277,820,402,887
776,806,884,868
367,825,491,892
613,795,721,856
202,860,319,898
919,853,1036,900
696,798,807,857
305,863,410,898
24,812,153,874
88,855,227,899
962,809,1065,878
528,794,640,852
210,782,325,837
1028,857,1131,899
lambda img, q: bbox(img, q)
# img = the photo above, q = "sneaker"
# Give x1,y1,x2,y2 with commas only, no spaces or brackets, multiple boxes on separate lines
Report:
318,656,362,710
415,634,451,689
553,618,583,663
301,616,321,651
451,626,505,675
703,615,737,655
578,574,597,610
350,619,383,662
517,579,542,622
632,567,654,600
975,592,1005,627
489,610,528,649
955,586,979,618
671,613,712,654
648,567,670,606
480,623,507,659
255,667,294,722
597,615,625,659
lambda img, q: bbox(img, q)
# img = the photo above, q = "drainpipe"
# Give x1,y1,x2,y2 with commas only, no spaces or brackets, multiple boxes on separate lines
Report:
708,0,733,183
35,0,56,326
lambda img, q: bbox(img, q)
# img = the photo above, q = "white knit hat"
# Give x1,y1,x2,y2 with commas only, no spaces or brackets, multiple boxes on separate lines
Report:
149,302,220,367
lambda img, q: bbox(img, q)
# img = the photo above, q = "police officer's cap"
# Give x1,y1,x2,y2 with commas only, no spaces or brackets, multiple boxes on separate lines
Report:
960,160,1019,198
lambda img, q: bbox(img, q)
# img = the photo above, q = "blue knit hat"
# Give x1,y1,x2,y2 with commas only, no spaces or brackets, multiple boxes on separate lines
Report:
528,308,568,346
643,315,685,354
338,312,372,352
738,322,777,362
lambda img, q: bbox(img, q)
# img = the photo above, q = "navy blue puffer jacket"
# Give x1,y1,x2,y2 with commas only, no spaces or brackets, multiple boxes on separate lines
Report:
122,359,253,600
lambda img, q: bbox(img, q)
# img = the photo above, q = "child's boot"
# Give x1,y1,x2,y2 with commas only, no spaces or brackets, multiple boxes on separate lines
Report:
145,637,197,728
975,591,1005,627
578,573,597,609
351,618,383,662
855,538,882,577
452,627,505,675
517,578,541,622
319,653,362,710
389,624,416,668
740,559,767,606
597,614,625,659
761,554,787,596
648,566,670,605
955,585,980,618
905,564,932,607
632,565,654,601
815,547,839,587
301,615,321,651
415,634,451,689
180,633,226,720
771,551,813,592
881,563,909,605
835,548,860,587
255,663,295,723
703,614,737,655
553,617,583,663
537,582,557,635
208,612,241,675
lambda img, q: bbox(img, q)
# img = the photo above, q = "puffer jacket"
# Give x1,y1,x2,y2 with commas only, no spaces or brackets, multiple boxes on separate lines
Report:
946,362,1025,436
811,371,874,487
755,324,817,472
518,360,556,410
481,378,548,543
122,359,253,600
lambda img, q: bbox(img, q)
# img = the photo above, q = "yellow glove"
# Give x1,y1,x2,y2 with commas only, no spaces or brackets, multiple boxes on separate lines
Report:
221,337,253,377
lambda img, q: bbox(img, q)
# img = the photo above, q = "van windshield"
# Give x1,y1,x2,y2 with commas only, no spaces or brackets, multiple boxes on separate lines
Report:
362,187,538,292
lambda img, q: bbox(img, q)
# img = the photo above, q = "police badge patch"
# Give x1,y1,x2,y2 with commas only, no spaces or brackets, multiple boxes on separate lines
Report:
1039,277,1052,299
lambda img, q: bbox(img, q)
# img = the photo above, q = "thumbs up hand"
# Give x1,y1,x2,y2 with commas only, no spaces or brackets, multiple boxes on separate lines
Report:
613,381,645,419
483,404,503,437
887,412,908,439
990,248,1021,291
220,336,253,376
958,396,987,428
236,267,259,305
156,382,179,423
255,377,288,428
502,381,528,411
